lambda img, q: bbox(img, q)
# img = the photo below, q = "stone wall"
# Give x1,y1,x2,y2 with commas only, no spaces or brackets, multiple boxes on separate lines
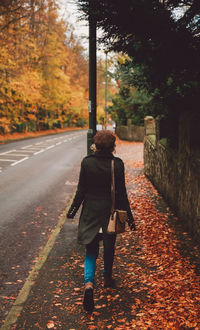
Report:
144,115,200,241
116,120,145,142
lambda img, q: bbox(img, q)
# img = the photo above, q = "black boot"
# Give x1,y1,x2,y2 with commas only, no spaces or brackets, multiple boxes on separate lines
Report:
104,276,116,288
83,283,94,312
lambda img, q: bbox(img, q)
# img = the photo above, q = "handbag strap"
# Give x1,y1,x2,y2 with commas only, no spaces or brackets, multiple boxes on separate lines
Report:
111,159,115,214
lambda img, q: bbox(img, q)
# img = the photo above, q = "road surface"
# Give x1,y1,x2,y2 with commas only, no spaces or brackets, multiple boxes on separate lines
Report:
0,130,87,323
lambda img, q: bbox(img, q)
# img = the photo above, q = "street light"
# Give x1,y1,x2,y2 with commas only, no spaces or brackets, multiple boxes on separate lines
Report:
104,51,108,129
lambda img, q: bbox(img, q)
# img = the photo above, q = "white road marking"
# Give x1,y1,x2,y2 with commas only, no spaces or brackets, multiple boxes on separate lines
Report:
0,158,16,162
35,144,53,148
18,150,35,153
0,132,86,172
4,153,28,157
45,138,54,142
11,157,29,166
21,146,41,152
0,149,16,155
45,145,55,150
23,147,43,150
34,149,45,155
21,145,32,149
0,132,85,171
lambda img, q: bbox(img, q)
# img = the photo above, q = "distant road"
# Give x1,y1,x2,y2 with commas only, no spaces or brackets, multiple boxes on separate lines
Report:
0,130,87,322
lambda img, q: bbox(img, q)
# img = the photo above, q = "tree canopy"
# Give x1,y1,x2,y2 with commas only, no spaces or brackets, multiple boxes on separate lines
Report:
0,0,89,133
77,0,200,117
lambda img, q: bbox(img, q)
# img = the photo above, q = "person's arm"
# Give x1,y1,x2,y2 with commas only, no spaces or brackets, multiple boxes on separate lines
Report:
67,160,86,219
116,160,136,230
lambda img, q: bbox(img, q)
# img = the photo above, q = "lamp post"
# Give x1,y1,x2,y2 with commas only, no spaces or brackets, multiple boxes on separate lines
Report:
104,51,108,129
87,0,97,155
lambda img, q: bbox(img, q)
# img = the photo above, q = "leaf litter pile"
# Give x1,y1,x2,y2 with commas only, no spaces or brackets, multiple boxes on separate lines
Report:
13,140,200,329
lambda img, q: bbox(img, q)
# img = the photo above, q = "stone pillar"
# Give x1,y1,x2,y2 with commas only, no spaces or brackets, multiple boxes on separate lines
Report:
144,116,155,136
127,119,132,127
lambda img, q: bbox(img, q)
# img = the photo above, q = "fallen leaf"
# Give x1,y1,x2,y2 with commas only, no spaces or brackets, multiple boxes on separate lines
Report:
46,321,55,329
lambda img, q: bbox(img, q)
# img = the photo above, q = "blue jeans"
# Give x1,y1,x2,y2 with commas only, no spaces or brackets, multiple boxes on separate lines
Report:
84,233,116,284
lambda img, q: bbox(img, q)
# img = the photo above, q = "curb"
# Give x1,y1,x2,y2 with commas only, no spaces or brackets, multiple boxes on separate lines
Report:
0,128,87,145
1,196,74,330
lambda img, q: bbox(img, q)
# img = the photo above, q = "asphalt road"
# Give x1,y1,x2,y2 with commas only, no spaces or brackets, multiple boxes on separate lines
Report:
0,130,87,323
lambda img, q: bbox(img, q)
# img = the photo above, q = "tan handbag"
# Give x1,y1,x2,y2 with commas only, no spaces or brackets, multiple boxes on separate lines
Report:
107,159,127,234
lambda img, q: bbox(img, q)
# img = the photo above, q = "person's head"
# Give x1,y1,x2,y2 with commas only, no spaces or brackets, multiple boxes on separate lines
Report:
93,130,116,153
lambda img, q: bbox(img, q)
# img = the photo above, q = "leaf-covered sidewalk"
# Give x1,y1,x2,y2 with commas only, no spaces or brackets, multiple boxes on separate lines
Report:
13,140,200,329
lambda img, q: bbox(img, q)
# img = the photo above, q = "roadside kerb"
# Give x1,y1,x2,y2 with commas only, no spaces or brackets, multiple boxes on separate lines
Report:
0,195,75,330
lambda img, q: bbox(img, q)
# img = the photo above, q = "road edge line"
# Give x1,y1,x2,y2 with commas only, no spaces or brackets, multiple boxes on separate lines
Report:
1,195,75,330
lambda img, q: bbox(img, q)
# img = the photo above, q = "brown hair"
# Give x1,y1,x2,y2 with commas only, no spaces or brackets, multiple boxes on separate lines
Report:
93,130,116,152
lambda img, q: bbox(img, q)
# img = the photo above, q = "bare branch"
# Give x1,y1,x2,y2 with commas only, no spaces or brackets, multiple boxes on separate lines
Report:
0,14,30,31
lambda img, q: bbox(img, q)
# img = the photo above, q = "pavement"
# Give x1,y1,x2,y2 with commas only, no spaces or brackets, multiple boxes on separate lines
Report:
1,140,200,329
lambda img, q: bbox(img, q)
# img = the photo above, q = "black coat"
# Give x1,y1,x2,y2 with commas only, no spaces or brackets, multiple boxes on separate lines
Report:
68,150,134,245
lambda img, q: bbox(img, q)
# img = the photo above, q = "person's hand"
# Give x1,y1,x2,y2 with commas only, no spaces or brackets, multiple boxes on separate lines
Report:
128,221,136,231
66,212,74,219
66,206,76,219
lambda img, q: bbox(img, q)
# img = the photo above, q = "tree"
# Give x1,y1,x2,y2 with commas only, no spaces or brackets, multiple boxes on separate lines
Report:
0,0,89,133
108,55,152,126
76,0,200,118
96,56,116,126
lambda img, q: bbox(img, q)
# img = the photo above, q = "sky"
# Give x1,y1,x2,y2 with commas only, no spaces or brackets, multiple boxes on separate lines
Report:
58,0,89,48
58,0,105,57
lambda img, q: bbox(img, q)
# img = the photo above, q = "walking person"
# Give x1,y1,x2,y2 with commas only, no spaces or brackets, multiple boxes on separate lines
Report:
67,130,135,312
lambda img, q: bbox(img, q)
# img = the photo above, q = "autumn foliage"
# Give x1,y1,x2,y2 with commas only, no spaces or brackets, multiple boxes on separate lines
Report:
10,139,200,329
0,0,89,134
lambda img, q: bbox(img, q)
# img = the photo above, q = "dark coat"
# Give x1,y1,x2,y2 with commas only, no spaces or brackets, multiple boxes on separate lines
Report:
68,150,134,245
